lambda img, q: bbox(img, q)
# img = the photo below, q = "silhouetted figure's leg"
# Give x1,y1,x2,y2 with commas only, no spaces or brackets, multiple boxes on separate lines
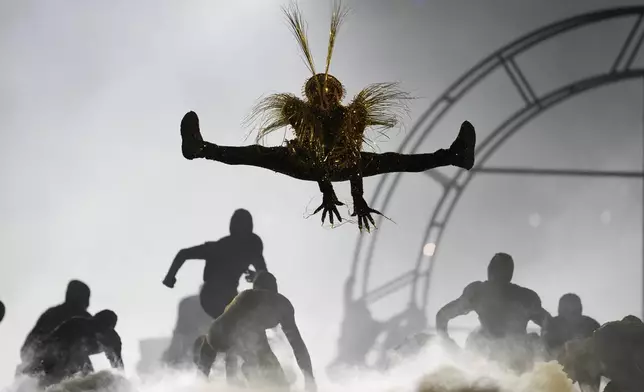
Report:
199,283,238,319
225,352,241,385
238,332,288,389
193,335,218,377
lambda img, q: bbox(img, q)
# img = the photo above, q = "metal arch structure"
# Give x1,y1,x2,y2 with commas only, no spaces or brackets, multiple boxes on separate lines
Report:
350,7,644,318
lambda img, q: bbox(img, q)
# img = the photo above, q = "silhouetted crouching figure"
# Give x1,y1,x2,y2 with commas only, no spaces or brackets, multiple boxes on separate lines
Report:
560,316,644,392
436,253,551,373
194,272,316,392
327,276,384,375
162,289,212,367
21,280,91,364
21,310,123,386
543,294,599,356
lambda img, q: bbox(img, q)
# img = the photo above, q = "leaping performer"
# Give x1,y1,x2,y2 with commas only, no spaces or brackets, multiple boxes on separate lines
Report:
179,2,476,231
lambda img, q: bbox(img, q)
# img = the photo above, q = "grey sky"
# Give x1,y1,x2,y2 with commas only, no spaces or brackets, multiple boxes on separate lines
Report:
1,0,643,384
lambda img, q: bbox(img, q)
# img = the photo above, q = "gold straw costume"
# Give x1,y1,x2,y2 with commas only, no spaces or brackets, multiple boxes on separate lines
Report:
179,2,477,231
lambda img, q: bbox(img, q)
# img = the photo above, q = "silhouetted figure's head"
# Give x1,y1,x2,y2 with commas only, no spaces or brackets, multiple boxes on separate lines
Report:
622,315,643,324
94,309,118,331
253,271,278,292
65,280,90,310
0,301,4,323
558,293,582,318
487,253,514,284
230,209,253,236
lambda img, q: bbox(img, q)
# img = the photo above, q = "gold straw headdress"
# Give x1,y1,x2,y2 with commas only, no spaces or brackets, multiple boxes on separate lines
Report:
246,1,412,168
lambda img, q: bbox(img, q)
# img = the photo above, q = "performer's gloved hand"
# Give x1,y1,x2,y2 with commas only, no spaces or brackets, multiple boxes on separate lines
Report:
314,186,343,226
162,275,176,288
351,195,382,232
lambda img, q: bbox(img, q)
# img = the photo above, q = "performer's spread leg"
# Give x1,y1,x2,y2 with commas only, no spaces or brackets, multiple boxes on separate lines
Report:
180,111,316,181
360,121,476,177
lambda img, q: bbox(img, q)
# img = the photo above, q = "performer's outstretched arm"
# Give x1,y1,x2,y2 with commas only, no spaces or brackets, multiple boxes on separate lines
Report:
163,244,209,288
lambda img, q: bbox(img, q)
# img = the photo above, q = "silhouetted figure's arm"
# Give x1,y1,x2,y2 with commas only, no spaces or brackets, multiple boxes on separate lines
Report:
586,316,601,332
436,282,478,340
252,236,267,272
541,317,562,350
163,244,210,288
100,330,124,370
525,290,552,329
22,307,92,360
281,302,316,392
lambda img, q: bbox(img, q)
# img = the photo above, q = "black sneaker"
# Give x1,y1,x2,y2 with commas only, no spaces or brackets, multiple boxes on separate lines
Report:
181,111,205,160
449,120,476,170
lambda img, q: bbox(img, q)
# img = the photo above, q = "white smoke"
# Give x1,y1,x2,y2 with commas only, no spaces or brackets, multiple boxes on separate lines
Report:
3,339,580,392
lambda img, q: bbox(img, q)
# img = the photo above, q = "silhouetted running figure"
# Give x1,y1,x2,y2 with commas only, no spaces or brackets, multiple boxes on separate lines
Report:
327,276,384,375
20,310,123,386
436,253,551,372
376,305,427,369
163,209,267,319
560,315,644,392
194,272,316,392
0,300,5,324
179,4,476,232
161,288,212,366
20,280,91,363
543,293,600,357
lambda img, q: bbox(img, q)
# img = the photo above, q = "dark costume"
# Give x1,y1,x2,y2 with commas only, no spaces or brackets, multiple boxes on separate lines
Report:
179,3,476,231
560,316,644,392
435,253,551,373
20,280,91,363
194,272,316,392
163,209,267,319
20,310,123,386
0,300,5,324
